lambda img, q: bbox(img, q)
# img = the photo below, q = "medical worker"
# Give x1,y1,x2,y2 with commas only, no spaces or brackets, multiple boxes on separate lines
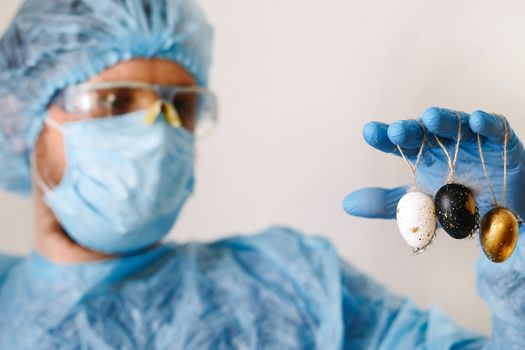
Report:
0,0,523,349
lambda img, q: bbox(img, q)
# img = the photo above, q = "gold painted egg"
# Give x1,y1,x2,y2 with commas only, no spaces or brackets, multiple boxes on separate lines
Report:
480,207,519,263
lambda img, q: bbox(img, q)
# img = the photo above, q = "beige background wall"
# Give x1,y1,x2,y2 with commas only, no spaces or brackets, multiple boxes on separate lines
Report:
2,0,525,334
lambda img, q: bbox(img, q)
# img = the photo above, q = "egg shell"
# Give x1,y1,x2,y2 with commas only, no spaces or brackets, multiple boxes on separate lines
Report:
480,207,519,263
435,183,479,239
396,191,437,249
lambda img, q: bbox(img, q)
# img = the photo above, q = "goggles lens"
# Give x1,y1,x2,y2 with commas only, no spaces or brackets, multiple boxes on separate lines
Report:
56,82,218,137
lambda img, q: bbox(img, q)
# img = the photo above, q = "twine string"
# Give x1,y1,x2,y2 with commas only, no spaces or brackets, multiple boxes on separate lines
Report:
477,114,509,207
397,120,426,189
434,111,462,183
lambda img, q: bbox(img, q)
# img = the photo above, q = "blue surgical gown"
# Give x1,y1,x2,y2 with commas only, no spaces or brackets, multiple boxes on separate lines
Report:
0,227,487,349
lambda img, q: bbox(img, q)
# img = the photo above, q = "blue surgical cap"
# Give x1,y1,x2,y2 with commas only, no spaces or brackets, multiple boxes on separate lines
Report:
0,0,213,195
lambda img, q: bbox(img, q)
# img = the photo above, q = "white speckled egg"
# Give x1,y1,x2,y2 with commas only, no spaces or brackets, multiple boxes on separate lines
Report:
396,191,436,250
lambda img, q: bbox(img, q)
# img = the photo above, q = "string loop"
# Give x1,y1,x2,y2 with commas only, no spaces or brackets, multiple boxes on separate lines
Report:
396,120,426,190
434,111,462,183
477,114,508,207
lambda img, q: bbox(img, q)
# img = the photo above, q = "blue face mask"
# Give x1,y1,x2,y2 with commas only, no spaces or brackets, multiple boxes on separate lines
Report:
35,110,195,254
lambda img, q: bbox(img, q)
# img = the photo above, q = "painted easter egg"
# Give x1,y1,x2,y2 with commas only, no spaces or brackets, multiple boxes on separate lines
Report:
480,207,519,263
435,183,479,239
396,191,437,250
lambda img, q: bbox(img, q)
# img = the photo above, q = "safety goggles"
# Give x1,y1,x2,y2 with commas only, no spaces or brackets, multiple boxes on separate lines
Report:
53,81,218,137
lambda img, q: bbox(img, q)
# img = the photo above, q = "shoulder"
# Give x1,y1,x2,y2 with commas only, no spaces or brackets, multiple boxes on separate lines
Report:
0,254,22,288
213,226,339,270
0,254,22,277
204,226,343,302
219,225,337,252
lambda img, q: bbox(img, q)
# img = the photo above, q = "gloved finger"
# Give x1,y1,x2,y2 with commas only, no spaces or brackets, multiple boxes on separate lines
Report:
469,110,516,144
343,186,408,219
421,107,475,141
387,119,425,149
362,122,397,154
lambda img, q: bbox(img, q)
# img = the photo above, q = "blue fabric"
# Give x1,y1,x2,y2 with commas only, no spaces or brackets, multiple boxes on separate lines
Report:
0,227,489,349
0,254,22,289
0,0,213,194
477,225,525,350
40,110,195,254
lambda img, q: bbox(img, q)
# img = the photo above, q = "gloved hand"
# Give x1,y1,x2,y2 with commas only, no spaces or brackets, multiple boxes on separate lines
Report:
343,107,525,349
344,107,525,221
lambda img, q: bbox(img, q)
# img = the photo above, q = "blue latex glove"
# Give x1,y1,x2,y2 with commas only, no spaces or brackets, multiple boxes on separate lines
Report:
344,107,525,349
344,107,525,220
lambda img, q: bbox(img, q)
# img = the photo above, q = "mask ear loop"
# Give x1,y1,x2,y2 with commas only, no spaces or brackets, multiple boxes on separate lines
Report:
31,151,53,194
434,111,462,183
396,120,426,191
45,117,63,132
477,114,508,208
31,117,64,194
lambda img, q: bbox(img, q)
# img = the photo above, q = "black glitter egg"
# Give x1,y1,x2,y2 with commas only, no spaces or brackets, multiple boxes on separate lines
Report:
435,183,479,239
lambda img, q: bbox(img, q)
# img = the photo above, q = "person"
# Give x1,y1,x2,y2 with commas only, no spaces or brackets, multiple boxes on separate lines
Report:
0,0,523,349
